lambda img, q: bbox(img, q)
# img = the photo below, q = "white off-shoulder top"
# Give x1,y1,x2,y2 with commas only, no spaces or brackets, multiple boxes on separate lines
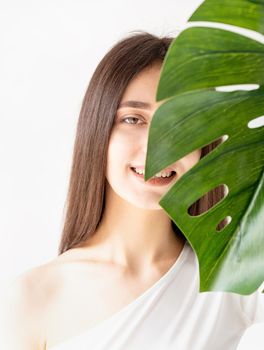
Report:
48,240,264,350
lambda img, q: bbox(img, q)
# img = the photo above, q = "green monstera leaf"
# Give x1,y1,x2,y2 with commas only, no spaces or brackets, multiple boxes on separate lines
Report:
144,0,264,295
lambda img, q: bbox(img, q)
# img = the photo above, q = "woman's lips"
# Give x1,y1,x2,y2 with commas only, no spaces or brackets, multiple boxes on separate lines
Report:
130,167,177,186
131,165,176,173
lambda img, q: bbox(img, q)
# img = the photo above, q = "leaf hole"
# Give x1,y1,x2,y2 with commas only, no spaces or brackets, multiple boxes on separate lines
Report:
216,216,232,232
215,84,259,92
248,115,264,129
199,135,228,162
188,184,229,216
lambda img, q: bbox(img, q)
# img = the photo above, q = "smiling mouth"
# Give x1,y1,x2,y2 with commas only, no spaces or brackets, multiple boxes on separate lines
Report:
130,167,177,186
131,167,176,177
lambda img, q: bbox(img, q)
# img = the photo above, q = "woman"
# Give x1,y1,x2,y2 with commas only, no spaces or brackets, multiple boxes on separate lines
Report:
1,31,263,350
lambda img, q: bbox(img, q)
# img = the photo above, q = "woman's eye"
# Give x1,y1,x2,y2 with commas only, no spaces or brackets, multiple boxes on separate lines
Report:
121,116,144,125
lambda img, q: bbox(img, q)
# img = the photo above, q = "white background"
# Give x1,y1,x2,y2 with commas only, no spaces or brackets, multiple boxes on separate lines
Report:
0,0,263,349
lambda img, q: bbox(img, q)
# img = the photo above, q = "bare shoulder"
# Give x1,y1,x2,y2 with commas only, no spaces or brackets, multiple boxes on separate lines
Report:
0,247,109,350
0,258,64,350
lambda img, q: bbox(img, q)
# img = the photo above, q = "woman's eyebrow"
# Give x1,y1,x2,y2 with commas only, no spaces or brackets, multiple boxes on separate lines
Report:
117,100,152,110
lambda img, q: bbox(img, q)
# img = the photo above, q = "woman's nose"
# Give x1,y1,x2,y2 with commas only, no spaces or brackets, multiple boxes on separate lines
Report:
140,130,150,157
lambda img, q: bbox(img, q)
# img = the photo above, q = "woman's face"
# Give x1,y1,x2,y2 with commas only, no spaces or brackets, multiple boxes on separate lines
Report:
106,61,201,210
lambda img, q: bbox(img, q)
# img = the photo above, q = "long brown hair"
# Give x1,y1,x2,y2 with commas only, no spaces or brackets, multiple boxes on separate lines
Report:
58,31,226,255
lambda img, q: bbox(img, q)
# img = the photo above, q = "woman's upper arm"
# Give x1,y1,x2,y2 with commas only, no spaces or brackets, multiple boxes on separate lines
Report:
0,272,47,350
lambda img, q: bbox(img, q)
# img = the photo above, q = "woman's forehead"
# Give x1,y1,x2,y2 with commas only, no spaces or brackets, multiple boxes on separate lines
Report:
118,65,163,111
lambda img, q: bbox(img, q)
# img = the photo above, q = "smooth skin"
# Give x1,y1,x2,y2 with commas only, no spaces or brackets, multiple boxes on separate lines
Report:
0,61,201,349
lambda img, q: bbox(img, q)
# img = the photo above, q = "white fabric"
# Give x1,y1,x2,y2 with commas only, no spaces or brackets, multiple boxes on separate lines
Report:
48,240,264,350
